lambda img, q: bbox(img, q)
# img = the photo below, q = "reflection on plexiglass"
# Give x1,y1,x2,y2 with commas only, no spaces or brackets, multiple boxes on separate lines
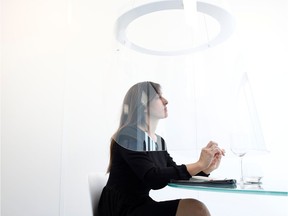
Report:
230,72,267,184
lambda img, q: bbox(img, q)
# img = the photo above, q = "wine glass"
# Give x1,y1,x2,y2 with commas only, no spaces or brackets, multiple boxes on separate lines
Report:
230,137,249,184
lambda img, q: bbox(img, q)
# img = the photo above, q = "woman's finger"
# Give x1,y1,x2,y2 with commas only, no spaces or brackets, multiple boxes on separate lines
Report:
207,141,218,148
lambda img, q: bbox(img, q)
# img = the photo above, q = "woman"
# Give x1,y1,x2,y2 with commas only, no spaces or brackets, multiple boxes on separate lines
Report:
98,81,225,216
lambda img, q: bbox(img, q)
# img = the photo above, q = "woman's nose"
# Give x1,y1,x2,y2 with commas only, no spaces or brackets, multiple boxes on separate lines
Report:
162,97,168,105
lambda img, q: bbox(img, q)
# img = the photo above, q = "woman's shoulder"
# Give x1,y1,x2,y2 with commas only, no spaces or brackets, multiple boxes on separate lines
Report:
115,126,167,151
114,125,145,151
117,125,145,141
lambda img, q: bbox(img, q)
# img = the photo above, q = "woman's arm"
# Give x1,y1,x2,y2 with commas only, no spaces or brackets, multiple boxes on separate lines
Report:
119,144,190,189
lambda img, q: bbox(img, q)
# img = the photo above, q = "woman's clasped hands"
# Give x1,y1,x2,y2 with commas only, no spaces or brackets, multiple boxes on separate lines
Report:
199,141,225,175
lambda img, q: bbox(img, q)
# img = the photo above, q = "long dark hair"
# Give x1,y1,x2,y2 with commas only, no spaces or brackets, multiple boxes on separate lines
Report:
107,81,161,172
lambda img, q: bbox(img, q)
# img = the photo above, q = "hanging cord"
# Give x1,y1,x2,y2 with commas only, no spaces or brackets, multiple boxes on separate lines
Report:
130,0,136,9
203,14,211,47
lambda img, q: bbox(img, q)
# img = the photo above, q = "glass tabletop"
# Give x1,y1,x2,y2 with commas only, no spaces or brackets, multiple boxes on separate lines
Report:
168,182,288,196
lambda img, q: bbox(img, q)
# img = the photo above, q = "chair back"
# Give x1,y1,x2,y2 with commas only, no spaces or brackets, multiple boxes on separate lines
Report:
88,172,108,216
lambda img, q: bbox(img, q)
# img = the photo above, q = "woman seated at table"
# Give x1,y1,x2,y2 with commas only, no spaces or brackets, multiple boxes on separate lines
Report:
98,81,225,216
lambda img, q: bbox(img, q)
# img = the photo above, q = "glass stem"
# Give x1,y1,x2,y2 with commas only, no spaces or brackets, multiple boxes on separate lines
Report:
240,156,244,183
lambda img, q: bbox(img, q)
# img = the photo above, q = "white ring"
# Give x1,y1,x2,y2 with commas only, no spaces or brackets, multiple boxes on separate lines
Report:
115,1,235,56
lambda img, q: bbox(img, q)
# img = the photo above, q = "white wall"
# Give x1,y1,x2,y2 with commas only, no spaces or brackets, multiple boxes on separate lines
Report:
1,0,288,216
1,1,67,216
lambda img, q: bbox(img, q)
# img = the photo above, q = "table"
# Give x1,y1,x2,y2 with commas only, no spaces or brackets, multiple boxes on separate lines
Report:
168,182,288,196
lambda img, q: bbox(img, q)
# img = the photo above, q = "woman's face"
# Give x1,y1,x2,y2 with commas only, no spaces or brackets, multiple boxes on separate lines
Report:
148,93,168,119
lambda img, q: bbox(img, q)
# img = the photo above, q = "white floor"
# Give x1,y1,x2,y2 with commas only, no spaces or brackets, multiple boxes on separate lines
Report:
150,185,288,216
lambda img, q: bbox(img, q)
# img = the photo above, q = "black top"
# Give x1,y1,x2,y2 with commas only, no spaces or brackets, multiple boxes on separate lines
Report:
97,127,205,216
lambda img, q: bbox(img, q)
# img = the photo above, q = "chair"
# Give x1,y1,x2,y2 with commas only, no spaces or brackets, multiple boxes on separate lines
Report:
88,172,108,216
